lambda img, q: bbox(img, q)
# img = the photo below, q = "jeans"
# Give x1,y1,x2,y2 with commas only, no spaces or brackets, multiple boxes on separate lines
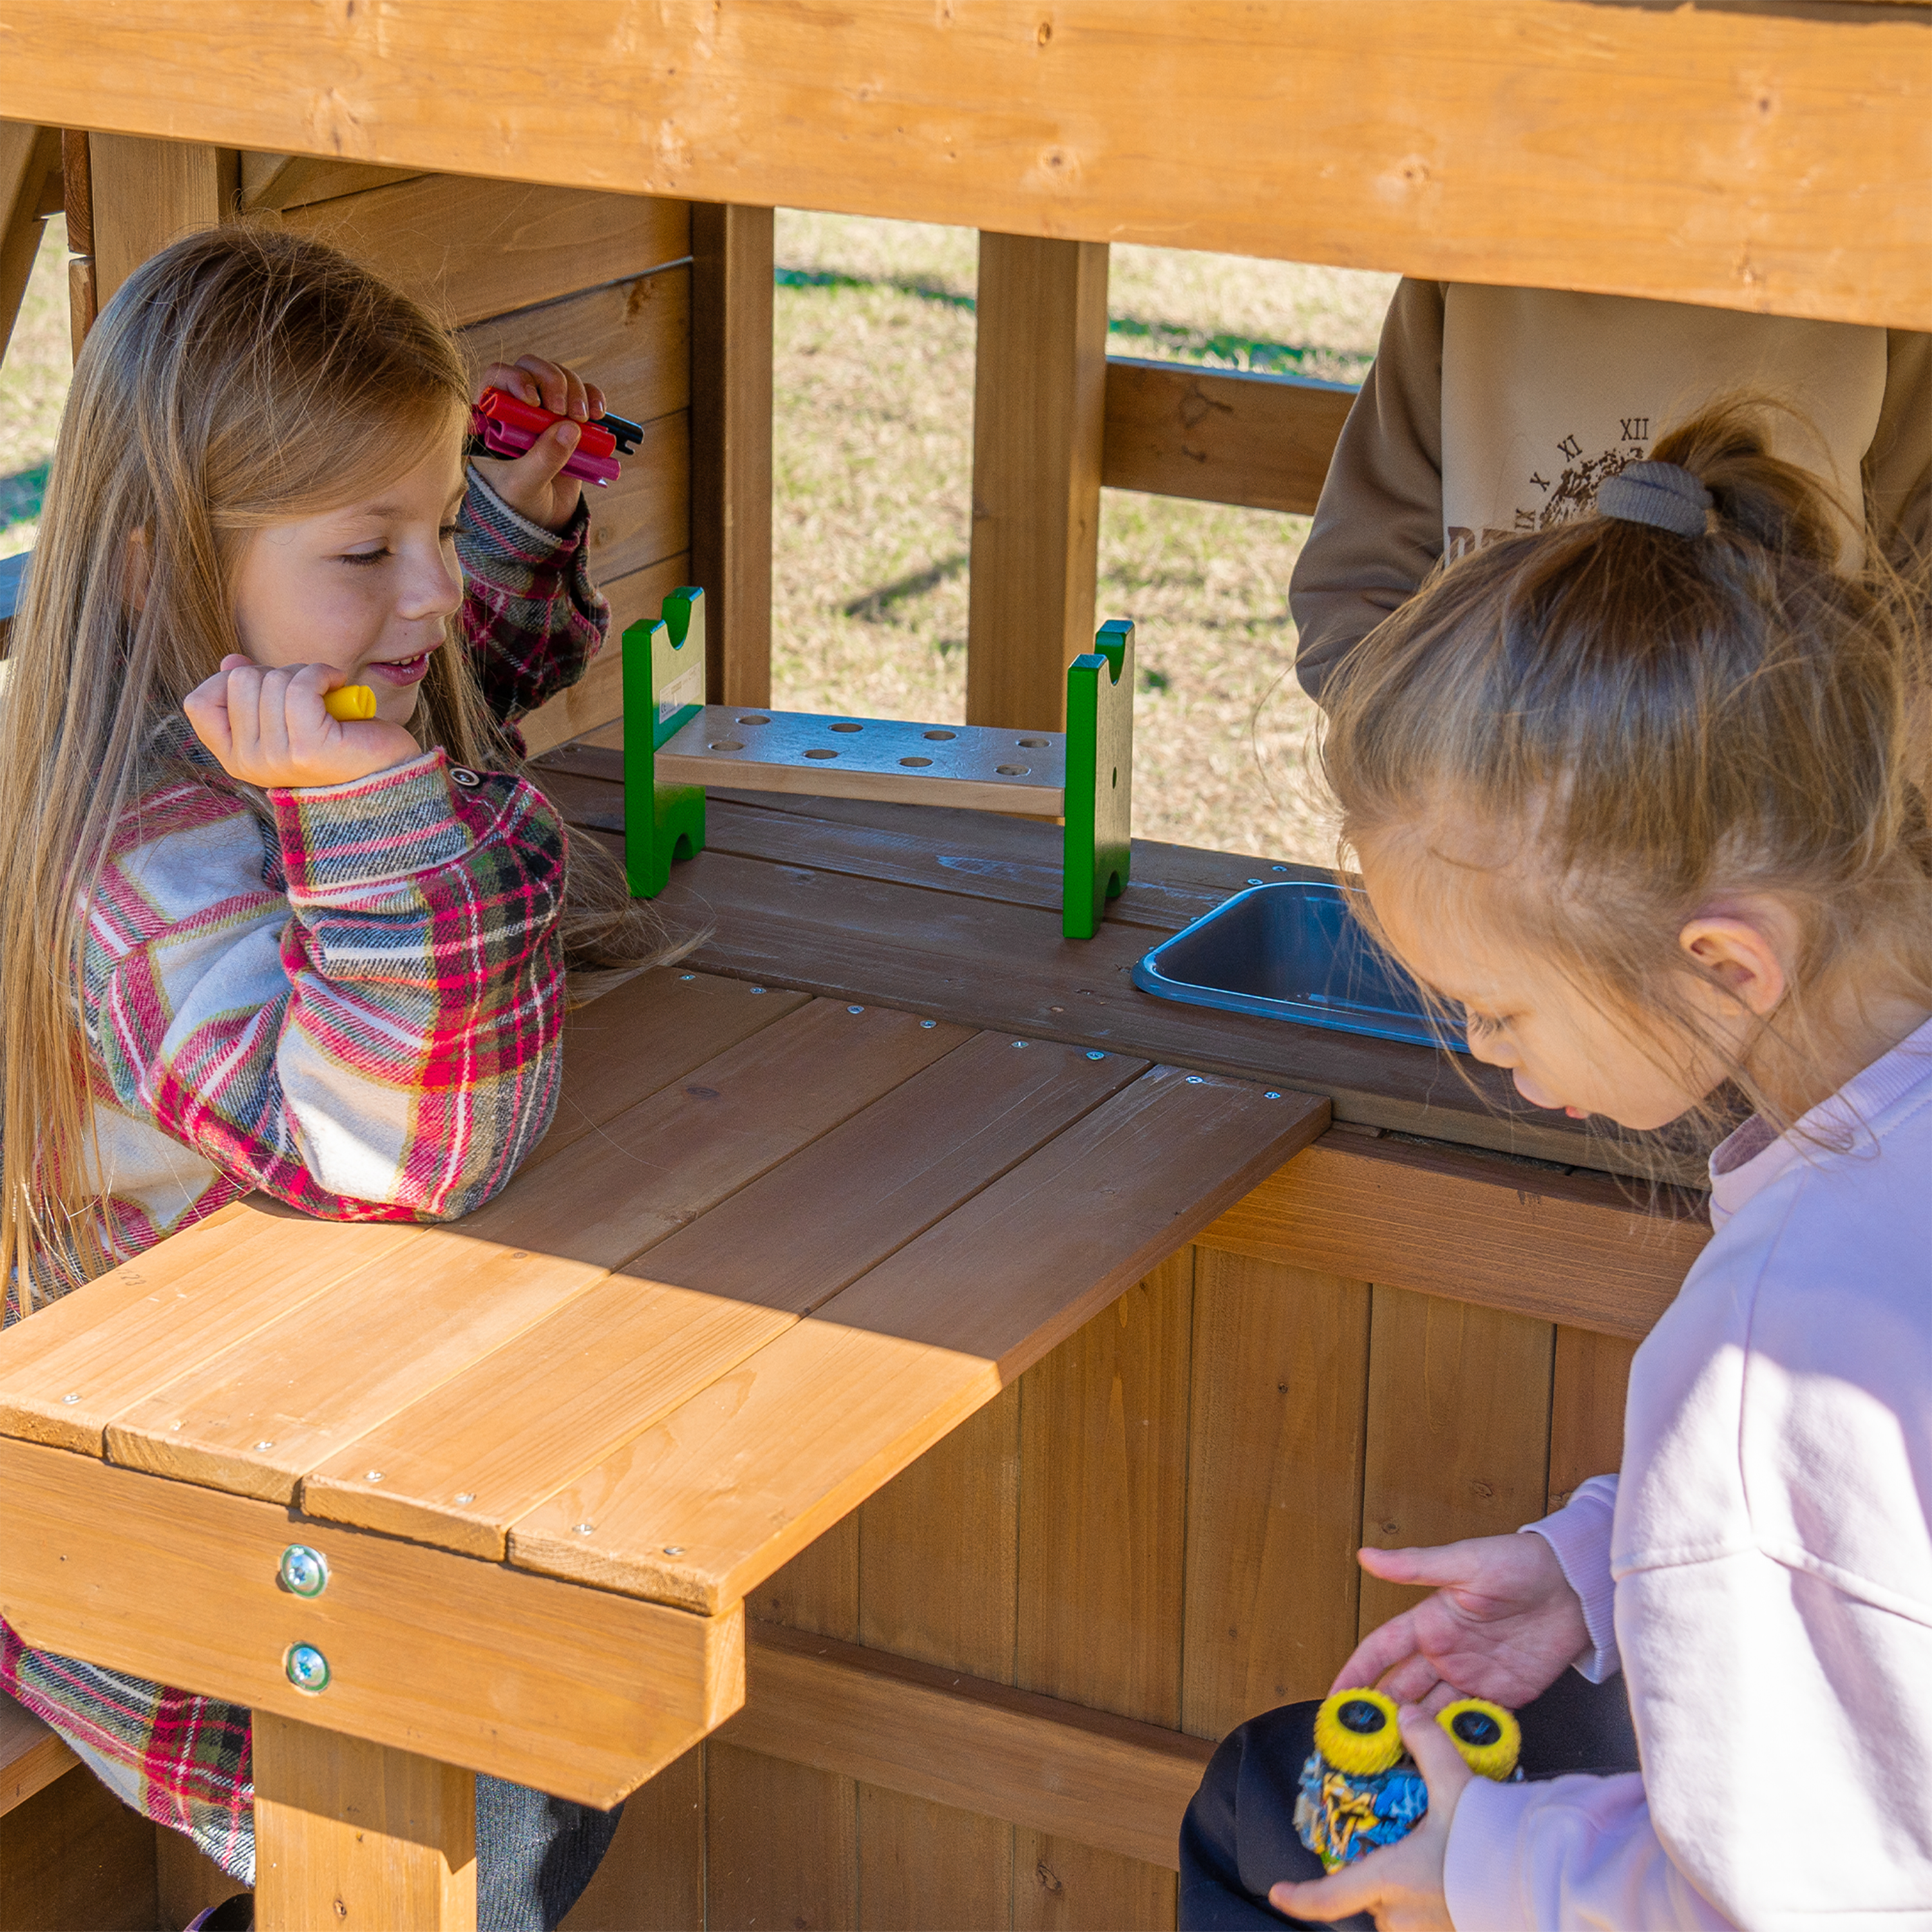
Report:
477,1777,625,1932
1177,1670,1640,1929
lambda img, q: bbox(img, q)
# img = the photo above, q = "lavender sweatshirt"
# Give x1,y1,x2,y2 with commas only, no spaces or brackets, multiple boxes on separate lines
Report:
1446,1017,1932,1929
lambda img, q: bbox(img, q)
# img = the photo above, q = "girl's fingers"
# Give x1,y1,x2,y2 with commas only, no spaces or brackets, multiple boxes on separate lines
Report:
1329,1608,1423,1694
585,381,606,421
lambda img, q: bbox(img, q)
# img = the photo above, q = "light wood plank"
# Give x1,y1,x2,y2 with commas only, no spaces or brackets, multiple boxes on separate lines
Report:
1015,1833,1175,1932
272,175,689,330
722,1624,1211,1875
1017,1253,1192,1726
60,129,95,355
462,263,690,428
690,204,773,707
17,5,1932,328
89,135,234,306
558,1744,705,1932
706,1740,857,1932
254,1714,476,1932
519,551,693,754
966,232,1108,734
576,407,689,586
1548,1327,1637,1513
109,1001,965,1509
1181,1251,1372,1739
0,124,59,363
511,1071,1325,1610
0,1692,76,1818
1200,1132,1705,1339
301,1026,1103,1555
750,1513,860,1639
0,1761,158,1932
239,151,421,211
1357,1287,1555,1636
0,1437,741,1808
860,1783,1013,1932
1101,359,1355,518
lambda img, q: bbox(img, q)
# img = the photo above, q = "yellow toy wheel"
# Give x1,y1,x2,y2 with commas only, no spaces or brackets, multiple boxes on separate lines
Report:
1313,1689,1403,1777
1437,1699,1520,1781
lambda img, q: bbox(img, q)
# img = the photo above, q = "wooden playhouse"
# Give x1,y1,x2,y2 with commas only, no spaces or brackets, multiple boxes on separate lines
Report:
0,5,1926,1927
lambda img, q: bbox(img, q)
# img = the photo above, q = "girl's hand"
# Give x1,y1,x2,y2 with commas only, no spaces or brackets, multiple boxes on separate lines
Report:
471,355,607,533
185,657,421,790
1334,1533,1591,1712
1269,1705,1472,1931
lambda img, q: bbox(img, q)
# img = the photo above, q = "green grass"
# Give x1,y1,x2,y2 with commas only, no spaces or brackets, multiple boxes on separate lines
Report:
0,209,1394,863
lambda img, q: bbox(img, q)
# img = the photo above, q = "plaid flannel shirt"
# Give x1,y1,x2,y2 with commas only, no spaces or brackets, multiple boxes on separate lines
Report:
1,473,606,1882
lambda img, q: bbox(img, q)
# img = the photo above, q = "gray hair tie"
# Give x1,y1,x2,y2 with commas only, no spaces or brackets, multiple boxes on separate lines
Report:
1596,461,1712,539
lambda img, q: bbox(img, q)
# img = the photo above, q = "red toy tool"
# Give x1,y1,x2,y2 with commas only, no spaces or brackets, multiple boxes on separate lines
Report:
467,386,643,488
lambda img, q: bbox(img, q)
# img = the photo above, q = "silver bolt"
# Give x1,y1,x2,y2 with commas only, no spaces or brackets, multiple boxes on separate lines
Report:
278,1545,329,1598
254,1440,274,1452
365,1470,383,1483
1247,878,1264,886
1086,1050,1106,1060
1011,1039,1029,1049
455,1492,475,1504
573,1522,595,1535
662,1545,685,1555
285,1643,330,1692
1272,865,1288,873
678,972,696,981
847,1005,864,1014
61,1393,80,1405
748,986,766,996
920,1019,936,1029
1264,1091,1283,1100
1186,1075,1206,1084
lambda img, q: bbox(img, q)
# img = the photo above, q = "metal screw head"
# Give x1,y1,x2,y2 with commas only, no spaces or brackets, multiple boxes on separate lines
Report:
254,1440,274,1452
1186,1075,1206,1084
285,1643,330,1692
1085,1050,1106,1061
61,1392,80,1405
1264,1091,1283,1100
1272,865,1288,873
662,1545,685,1556
1247,878,1265,886
1011,1039,1029,1049
920,1019,936,1029
678,972,696,981
748,986,767,996
847,1005,865,1014
455,1492,475,1505
278,1545,329,1598
573,1522,595,1535
365,1470,383,1483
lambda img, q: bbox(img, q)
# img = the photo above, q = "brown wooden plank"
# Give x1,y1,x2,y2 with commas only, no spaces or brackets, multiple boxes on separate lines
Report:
1548,1327,1637,1513
108,1001,965,1508
558,1744,705,1932
966,232,1108,734
721,1624,1211,1875
691,204,774,708
705,1740,857,1932
511,1069,1325,1610
859,1784,1013,1932
0,124,59,362
238,151,421,211
1181,1250,1372,1739
1201,1131,1706,1339
300,1028,1113,1555
1101,358,1354,517
1356,1287,1555,1638
88,134,233,306
1017,1253,1192,1727
1016,1835,1175,1932
254,1714,476,1932
20,6,1932,330
462,263,690,428
641,842,1610,1168
520,551,693,755
0,1761,158,1932
751,1515,860,1639
0,1437,741,1808
272,176,690,330
156,1828,240,1932
574,406,689,587
0,1692,76,1818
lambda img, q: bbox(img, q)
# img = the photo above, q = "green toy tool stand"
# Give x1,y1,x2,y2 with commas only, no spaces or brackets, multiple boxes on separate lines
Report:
1062,619,1135,940
622,585,708,898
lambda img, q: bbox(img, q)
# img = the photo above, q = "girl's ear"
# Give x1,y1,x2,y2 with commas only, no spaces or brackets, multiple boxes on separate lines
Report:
1678,905,1792,1017
123,526,151,613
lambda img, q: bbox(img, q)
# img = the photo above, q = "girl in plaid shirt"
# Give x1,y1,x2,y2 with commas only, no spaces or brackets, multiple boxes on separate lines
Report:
0,228,677,1927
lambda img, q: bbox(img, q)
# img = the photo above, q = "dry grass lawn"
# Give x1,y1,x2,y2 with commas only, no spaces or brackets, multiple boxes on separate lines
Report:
0,211,1397,865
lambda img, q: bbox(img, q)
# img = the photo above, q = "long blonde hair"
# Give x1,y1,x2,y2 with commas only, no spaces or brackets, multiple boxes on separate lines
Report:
2,226,679,1302
1320,402,1932,1155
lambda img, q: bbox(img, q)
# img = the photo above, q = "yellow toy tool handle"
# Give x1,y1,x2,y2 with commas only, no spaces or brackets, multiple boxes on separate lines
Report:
323,685,378,721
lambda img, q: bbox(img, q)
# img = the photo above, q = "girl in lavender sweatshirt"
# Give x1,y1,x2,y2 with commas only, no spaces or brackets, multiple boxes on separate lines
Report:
1182,402,1932,1929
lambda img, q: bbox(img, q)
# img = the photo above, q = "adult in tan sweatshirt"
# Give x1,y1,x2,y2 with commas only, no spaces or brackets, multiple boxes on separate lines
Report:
1290,280,1932,703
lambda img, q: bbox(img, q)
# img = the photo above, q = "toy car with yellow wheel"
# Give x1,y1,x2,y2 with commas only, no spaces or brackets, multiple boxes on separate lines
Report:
1293,1689,1522,1870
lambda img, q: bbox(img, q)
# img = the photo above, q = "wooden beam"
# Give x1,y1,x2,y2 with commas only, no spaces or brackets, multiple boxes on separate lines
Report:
254,1713,477,1932
88,135,234,308
966,232,1108,733
1101,358,1354,518
1198,1128,1707,1340
690,203,773,708
0,122,59,363
238,151,421,212
721,1623,1213,1873
0,1437,742,1808
0,1692,77,1817
6,5,1932,328
60,128,93,354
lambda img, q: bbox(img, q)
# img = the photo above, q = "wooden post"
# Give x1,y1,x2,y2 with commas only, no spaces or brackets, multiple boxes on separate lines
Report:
88,135,236,309
59,129,93,356
254,1712,477,1931
690,202,774,708
0,122,61,364
965,233,1108,734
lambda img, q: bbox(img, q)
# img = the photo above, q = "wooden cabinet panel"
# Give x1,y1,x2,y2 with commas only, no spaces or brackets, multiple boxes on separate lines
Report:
1549,1327,1638,1513
858,1784,1012,1932
706,1741,857,1932
1014,1833,1173,1932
